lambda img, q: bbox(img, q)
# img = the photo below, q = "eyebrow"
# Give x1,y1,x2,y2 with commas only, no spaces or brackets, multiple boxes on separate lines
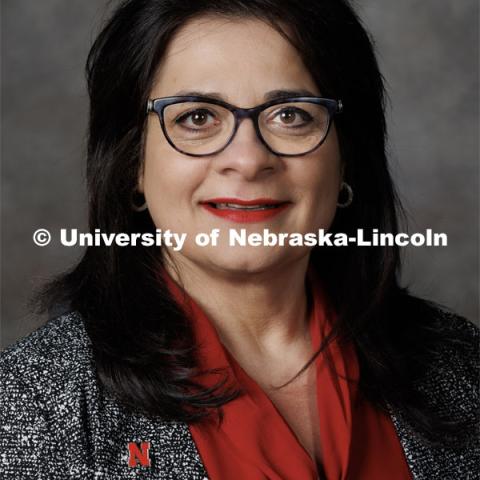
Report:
173,89,318,102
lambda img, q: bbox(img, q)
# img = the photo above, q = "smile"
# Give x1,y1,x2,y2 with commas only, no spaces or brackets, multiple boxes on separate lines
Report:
200,198,291,223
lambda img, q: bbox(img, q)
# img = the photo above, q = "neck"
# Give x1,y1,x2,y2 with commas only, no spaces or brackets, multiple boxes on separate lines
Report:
164,254,312,362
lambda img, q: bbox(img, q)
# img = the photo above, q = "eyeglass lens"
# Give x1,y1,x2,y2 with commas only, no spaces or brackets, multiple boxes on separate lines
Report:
162,101,331,155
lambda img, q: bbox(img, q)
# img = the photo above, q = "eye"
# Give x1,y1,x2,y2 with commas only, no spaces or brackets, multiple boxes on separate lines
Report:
175,108,219,129
270,107,313,127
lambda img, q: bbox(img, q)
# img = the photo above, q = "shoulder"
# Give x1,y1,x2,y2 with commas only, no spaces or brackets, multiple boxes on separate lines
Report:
390,309,479,477
0,312,98,478
0,312,208,479
422,309,478,381
383,303,479,477
393,301,479,427
395,294,478,388
1,311,91,360
432,307,479,343
1,311,95,394
397,295,478,379
419,309,478,418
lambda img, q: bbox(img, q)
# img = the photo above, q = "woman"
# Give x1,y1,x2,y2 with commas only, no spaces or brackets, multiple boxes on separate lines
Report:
1,0,478,479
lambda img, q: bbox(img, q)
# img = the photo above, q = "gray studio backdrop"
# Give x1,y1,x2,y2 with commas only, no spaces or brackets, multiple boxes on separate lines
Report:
1,0,479,348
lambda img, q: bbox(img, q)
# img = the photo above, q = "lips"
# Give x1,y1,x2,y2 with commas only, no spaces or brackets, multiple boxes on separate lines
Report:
200,197,291,223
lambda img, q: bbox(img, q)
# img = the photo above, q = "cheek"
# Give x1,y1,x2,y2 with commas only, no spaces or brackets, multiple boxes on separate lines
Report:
296,135,342,228
141,128,204,229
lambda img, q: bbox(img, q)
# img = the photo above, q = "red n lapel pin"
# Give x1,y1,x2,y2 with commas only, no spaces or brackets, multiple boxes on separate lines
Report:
127,441,151,467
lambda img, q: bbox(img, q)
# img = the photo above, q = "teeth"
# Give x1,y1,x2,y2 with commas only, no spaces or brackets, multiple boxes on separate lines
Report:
214,203,278,211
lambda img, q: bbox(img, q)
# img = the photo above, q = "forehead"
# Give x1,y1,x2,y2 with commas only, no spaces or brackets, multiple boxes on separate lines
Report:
151,15,320,103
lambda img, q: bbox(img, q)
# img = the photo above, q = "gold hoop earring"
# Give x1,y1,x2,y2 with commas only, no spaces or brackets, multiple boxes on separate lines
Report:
337,181,353,208
131,190,147,212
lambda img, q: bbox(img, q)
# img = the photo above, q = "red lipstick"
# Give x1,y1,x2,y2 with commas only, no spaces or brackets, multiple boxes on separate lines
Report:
200,197,290,223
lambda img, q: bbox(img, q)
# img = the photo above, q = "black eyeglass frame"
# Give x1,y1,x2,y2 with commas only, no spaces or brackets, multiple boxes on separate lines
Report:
146,95,343,157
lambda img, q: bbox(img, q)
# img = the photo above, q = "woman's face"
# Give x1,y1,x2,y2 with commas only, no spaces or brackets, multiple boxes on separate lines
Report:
141,16,342,276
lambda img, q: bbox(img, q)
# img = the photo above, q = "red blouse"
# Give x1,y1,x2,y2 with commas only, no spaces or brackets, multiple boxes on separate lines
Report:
165,272,412,480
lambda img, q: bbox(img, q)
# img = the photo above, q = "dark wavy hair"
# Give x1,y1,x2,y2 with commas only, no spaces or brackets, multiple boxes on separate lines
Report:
35,0,473,447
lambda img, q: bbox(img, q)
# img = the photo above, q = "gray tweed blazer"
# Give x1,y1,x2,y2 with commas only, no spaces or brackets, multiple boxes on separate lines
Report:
0,311,478,479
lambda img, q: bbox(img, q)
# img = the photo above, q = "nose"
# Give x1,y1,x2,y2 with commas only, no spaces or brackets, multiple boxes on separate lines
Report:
213,118,280,181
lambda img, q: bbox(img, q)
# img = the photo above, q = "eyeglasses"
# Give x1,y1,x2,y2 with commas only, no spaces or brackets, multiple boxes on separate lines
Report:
146,95,343,157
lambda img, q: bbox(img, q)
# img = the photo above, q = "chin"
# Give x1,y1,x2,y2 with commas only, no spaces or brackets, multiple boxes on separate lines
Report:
199,245,309,277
